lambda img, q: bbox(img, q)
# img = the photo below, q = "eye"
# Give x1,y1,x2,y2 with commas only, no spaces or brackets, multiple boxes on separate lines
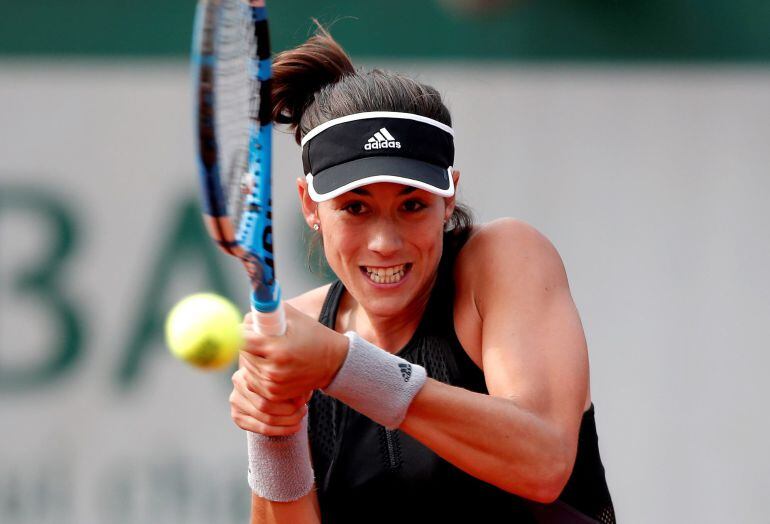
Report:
342,200,368,216
401,199,427,212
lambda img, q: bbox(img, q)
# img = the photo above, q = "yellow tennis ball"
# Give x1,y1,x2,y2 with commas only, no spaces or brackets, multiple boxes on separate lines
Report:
165,293,243,370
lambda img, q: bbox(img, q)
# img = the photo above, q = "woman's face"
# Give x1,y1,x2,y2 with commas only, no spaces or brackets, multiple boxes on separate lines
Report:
303,182,454,319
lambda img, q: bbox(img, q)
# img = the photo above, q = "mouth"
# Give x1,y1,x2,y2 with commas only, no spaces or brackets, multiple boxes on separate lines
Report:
360,263,413,285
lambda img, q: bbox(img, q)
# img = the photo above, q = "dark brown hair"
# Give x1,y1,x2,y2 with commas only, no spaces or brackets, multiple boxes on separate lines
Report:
272,26,452,143
273,26,473,266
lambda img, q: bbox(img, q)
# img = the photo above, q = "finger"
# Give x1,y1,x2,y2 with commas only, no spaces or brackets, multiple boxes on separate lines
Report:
303,389,314,404
240,356,287,392
238,353,266,375
239,351,268,374
232,368,272,404
237,358,280,398
252,404,308,428
290,390,313,409
233,363,273,400
238,352,271,382
239,360,309,404
230,392,307,427
236,368,271,399
240,330,270,358
232,373,302,416
230,410,303,437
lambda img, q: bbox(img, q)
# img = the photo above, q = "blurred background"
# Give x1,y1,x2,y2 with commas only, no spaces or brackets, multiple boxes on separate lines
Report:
1,1,769,522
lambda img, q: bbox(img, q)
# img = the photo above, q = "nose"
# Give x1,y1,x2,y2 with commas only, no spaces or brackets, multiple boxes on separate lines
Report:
367,218,403,258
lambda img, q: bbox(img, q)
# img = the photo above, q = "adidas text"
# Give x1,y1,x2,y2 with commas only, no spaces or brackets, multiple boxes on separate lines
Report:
365,140,401,151
398,363,412,382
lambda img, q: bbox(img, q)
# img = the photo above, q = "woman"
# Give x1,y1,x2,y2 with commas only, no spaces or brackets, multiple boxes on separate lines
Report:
229,29,615,524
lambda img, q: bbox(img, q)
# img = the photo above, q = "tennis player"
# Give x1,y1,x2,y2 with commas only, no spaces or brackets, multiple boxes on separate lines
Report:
229,29,615,524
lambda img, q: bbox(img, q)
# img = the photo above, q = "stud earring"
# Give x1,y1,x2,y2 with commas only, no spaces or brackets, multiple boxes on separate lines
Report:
313,223,320,231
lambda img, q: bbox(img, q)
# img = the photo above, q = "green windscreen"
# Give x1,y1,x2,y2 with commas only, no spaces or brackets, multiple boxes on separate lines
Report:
1,0,769,61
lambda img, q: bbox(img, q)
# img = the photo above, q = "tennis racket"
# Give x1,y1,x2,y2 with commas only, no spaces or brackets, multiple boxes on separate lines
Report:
192,0,285,337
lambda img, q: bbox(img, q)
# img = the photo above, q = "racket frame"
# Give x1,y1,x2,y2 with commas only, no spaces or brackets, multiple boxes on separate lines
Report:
192,0,284,328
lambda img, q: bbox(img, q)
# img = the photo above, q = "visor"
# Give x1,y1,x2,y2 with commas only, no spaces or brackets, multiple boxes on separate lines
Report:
301,111,455,202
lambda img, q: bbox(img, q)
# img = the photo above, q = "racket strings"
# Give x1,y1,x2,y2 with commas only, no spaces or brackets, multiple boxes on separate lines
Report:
213,0,261,230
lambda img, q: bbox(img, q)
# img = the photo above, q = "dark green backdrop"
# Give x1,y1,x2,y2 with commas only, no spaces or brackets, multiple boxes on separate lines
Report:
1,0,769,61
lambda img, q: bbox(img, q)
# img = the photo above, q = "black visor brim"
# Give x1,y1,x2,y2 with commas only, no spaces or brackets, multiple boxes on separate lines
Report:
309,156,452,202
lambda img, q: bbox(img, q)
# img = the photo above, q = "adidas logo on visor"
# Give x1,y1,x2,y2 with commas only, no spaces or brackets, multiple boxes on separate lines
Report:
364,127,401,150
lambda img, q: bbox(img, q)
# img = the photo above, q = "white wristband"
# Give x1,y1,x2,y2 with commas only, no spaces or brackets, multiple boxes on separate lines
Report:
246,414,314,502
323,331,427,429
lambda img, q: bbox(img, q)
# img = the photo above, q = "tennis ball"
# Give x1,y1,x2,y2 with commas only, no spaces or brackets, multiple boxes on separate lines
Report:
165,293,243,370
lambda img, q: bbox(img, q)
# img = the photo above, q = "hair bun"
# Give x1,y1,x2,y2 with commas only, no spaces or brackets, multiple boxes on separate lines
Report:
272,25,354,142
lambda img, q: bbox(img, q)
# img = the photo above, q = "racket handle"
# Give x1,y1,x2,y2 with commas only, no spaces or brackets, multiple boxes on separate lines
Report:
252,302,286,337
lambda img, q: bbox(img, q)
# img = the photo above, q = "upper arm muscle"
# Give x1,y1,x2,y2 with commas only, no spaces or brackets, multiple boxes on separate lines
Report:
458,219,588,437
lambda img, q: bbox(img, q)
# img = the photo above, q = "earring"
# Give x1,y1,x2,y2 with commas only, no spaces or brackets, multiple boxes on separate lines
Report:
313,223,320,231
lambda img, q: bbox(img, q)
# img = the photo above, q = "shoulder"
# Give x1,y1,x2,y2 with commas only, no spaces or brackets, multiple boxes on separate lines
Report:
455,218,568,314
457,218,565,277
286,283,334,320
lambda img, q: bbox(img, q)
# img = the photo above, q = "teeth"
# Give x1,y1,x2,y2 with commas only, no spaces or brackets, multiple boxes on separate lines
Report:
365,264,407,284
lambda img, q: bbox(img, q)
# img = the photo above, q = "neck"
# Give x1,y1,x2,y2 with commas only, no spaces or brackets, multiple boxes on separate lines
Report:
338,276,436,354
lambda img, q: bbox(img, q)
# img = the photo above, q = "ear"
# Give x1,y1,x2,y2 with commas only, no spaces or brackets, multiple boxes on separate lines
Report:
443,169,461,221
296,177,319,228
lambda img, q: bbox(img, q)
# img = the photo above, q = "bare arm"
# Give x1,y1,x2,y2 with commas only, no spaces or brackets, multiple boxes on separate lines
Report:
250,491,321,524
233,371,322,524
399,219,589,503
231,373,322,523
235,288,331,523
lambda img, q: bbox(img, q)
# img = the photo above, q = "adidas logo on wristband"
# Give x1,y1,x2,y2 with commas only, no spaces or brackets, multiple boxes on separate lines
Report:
398,363,412,382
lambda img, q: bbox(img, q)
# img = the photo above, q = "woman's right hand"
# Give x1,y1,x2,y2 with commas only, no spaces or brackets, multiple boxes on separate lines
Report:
229,356,312,437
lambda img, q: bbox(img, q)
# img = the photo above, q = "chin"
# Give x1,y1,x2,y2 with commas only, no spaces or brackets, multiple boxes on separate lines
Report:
352,272,430,318
358,294,413,317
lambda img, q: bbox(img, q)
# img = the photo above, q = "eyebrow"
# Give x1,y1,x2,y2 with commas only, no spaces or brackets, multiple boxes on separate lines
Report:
350,186,418,196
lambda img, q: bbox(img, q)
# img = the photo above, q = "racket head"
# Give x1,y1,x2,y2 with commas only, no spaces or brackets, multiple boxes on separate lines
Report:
192,0,280,312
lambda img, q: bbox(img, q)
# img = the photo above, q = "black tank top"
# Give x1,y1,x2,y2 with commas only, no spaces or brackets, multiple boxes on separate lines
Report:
309,232,616,523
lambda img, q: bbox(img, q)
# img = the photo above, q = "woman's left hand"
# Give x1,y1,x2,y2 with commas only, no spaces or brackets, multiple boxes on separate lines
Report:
240,303,349,402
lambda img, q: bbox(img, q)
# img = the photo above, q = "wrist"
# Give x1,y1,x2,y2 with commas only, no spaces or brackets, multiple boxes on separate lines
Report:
322,331,349,389
322,331,427,429
247,414,314,502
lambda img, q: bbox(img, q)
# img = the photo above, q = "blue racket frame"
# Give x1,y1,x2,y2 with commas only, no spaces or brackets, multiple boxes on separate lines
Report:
192,0,281,314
